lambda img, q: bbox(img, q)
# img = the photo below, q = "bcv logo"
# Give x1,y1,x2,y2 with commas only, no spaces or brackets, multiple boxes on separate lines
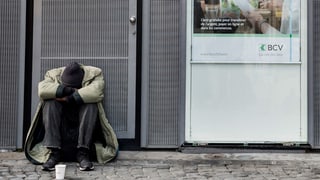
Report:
259,44,284,52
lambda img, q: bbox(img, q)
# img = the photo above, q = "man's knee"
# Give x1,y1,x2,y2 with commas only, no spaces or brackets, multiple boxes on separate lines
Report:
80,103,98,112
79,104,98,124
43,100,62,110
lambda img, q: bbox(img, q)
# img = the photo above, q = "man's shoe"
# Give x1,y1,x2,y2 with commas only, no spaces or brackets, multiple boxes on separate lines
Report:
42,149,60,171
77,148,94,171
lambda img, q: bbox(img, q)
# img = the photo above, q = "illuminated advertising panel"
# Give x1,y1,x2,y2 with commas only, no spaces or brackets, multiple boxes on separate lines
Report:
192,0,300,62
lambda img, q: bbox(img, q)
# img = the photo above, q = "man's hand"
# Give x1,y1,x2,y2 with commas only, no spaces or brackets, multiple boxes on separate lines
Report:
259,0,272,9
259,0,283,9
63,87,75,96
56,97,68,102
245,11,264,29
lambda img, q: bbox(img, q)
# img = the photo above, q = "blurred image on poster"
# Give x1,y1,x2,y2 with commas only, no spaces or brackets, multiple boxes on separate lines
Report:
201,0,220,19
194,0,242,33
194,0,205,31
220,0,241,19
244,0,300,34
193,0,300,35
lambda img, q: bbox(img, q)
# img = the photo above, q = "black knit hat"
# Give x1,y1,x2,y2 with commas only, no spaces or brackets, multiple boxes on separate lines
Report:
61,62,84,88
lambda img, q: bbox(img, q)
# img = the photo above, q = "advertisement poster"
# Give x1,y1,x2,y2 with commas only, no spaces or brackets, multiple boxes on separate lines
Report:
192,0,300,62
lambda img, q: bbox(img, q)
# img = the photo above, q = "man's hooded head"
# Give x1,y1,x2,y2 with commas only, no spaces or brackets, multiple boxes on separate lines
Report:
61,62,84,88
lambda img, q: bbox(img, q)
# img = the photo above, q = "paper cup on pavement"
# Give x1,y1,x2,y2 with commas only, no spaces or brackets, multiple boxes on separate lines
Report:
55,164,66,180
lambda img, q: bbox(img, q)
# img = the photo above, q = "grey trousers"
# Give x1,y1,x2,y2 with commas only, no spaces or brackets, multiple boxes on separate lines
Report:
42,100,98,150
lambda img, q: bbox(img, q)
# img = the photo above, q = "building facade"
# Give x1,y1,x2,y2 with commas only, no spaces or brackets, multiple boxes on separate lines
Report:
0,0,320,150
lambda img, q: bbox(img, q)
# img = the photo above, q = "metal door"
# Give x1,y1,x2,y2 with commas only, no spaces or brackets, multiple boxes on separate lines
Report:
32,0,137,138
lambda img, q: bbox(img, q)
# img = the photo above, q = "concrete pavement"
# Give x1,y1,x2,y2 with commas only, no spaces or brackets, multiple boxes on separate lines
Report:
1,150,320,179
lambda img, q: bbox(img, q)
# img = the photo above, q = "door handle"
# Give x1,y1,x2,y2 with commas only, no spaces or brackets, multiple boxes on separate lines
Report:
129,16,136,24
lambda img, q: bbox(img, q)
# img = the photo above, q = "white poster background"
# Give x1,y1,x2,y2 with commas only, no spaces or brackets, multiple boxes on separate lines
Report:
192,35,300,62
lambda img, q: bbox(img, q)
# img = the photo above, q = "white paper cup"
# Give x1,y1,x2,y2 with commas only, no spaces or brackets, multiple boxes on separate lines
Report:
55,164,66,180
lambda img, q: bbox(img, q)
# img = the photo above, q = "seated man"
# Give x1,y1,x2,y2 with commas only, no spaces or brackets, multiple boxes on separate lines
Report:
24,62,119,171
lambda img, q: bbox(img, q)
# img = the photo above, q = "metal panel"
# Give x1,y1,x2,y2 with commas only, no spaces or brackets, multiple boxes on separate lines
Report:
0,0,25,149
141,0,185,148
32,0,136,138
41,0,128,57
310,0,320,148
